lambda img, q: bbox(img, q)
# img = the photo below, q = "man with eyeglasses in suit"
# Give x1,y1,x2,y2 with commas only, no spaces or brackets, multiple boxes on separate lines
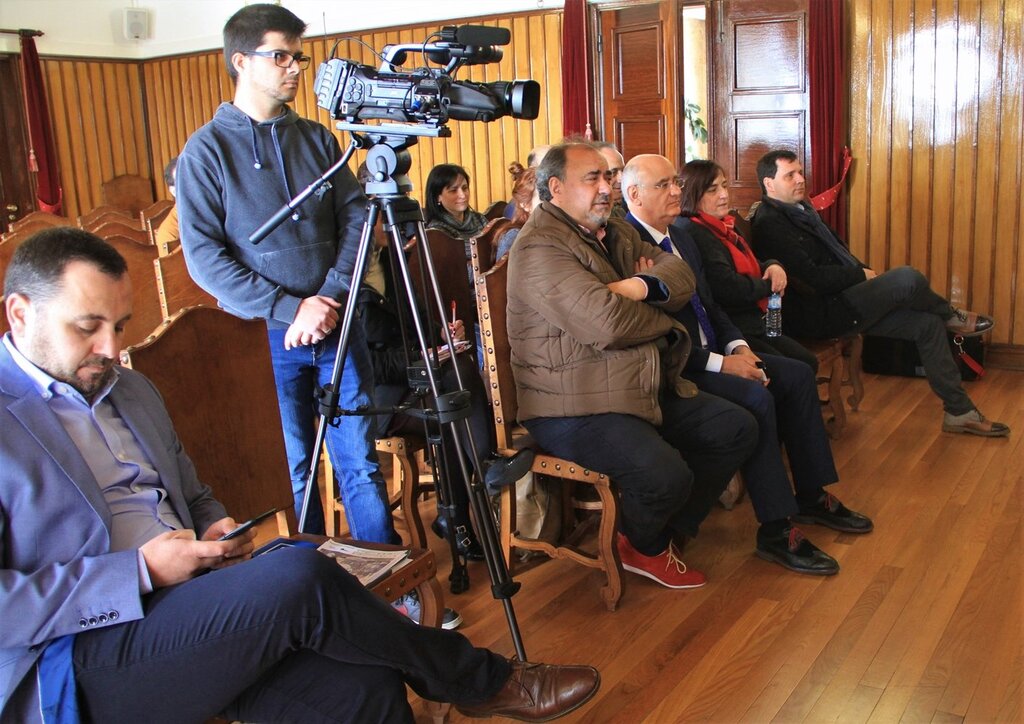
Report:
176,4,397,541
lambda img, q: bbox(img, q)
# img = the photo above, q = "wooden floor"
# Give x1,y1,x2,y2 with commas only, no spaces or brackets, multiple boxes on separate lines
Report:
407,368,1023,723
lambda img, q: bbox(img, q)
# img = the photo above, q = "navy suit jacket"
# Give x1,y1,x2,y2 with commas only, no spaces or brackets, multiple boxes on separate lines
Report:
0,341,226,721
625,213,745,371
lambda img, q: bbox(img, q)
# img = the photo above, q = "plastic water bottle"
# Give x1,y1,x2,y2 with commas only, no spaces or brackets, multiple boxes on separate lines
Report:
765,292,782,337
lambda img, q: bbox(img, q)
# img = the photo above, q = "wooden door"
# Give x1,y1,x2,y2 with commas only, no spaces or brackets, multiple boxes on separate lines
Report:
0,56,34,231
711,0,810,215
594,1,680,165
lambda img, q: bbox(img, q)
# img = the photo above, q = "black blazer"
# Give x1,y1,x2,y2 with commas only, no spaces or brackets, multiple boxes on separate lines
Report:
625,212,745,372
681,217,775,339
750,197,865,337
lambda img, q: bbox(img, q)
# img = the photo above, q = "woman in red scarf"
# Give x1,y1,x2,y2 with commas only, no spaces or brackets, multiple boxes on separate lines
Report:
679,160,818,373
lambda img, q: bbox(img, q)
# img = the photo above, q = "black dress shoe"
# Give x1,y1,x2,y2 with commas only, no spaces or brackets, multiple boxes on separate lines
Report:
431,517,485,561
756,525,839,575
792,493,874,533
456,659,600,721
484,449,535,495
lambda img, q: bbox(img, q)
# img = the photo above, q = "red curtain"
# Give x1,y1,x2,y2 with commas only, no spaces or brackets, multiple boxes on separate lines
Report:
561,0,590,137
20,33,62,214
808,0,845,239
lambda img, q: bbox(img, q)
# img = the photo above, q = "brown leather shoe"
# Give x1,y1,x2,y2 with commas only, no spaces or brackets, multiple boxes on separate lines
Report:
942,409,1010,437
456,659,600,721
946,308,994,337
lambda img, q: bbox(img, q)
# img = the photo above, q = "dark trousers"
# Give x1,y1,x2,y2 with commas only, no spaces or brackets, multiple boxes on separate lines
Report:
73,549,509,724
686,353,838,523
840,266,973,414
524,391,757,556
379,353,495,535
746,333,819,375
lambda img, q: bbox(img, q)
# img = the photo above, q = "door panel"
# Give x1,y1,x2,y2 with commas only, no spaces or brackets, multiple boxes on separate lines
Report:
595,1,679,164
0,55,34,231
712,0,809,215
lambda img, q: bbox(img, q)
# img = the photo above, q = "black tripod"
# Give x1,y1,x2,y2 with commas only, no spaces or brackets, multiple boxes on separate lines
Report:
251,122,526,660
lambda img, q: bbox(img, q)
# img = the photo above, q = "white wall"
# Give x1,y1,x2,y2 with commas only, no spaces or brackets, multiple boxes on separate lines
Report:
0,0,564,58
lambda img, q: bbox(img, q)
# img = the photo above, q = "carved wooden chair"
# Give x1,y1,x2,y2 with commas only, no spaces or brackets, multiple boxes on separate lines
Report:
799,335,865,438
139,199,174,229
77,205,132,230
324,436,430,549
475,254,623,611
153,246,217,320
483,200,509,220
6,210,72,236
120,306,296,537
99,236,163,349
471,217,515,278
91,220,151,245
407,229,477,330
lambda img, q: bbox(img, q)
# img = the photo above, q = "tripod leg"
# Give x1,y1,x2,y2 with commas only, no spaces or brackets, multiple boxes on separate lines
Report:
384,207,527,660
426,431,470,594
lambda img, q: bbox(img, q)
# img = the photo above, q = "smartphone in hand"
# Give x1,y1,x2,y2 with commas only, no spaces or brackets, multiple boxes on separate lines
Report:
218,506,285,541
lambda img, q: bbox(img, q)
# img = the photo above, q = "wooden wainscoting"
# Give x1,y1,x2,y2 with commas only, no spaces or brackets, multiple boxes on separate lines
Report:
848,0,1024,350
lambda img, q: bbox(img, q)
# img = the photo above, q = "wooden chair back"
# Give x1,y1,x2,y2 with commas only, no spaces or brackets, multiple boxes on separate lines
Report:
4,220,58,240
475,256,623,611
471,217,515,278
120,306,295,535
0,231,33,280
483,200,509,220
139,199,174,228
92,221,150,244
0,296,9,338
728,209,753,244
7,211,72,235
100,236,163,348
408,228,476,327
101,174,154,216
78,205,132,229
154,246,217,320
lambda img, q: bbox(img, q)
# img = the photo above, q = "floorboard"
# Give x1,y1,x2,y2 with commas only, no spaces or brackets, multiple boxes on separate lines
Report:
402,369,1023,723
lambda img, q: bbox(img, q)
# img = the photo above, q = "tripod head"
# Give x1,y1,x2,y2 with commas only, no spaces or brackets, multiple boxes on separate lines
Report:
341,121,452,199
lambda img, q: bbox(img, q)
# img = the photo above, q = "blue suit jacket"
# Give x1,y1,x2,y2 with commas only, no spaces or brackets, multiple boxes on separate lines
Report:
0,341,226,721
625,213,745,371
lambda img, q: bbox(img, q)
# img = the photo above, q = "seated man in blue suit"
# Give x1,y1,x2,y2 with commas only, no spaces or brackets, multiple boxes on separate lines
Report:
623,154,874,576
0,228,599,723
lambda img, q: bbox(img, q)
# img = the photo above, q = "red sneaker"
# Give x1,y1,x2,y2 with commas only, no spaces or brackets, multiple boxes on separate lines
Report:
616,533,707,589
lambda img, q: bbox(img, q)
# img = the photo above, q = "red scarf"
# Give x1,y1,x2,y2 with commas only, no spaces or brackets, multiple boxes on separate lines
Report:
692,212,768,312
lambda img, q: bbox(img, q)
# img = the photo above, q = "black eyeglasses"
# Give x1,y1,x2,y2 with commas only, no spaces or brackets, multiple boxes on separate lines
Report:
246,49,311,70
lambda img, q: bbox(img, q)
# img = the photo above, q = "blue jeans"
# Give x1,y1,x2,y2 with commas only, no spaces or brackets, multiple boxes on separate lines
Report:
267,324,397,541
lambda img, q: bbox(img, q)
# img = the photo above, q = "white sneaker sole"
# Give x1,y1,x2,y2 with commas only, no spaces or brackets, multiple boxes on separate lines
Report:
620,562,706,589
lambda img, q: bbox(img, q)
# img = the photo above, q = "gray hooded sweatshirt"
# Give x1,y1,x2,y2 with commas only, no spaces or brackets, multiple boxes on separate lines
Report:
177,102,367,328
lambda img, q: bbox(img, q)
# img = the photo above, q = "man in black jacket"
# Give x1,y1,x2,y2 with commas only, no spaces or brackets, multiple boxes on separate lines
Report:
751,150,1008,437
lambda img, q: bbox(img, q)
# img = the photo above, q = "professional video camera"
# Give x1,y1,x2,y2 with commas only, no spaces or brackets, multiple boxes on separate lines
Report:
314,24,540,126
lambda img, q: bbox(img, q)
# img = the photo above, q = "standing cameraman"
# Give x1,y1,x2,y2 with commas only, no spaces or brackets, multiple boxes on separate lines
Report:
176,4,397,540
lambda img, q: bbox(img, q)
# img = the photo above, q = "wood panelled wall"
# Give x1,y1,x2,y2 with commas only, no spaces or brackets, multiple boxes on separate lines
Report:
41,58,150,220
37,10,562,224
848,0,1024,353
31,1,1024,355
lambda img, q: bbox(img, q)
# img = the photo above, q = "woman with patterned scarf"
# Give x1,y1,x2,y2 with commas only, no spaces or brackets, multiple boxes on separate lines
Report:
678,160,818,373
